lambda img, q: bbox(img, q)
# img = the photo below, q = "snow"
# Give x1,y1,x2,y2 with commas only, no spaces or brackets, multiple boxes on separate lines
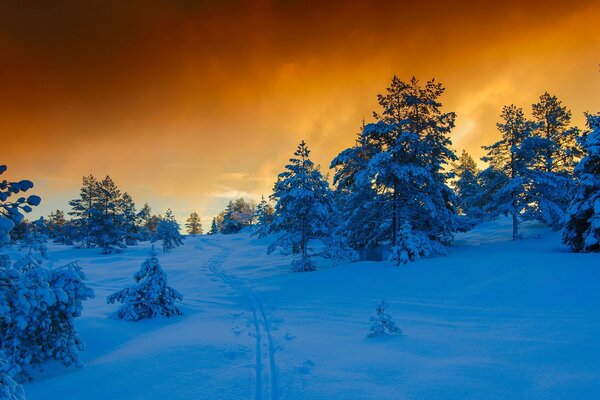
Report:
20,217,600,399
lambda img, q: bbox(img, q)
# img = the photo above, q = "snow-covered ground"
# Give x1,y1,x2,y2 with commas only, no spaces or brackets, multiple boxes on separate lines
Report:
22,218,600,399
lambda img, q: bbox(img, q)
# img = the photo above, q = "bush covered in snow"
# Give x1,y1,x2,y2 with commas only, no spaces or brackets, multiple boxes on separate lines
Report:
368,301,400,338
107,247,183,321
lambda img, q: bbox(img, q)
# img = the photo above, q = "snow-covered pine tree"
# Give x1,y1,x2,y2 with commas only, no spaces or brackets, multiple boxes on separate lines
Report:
152,209,184,253
91,176,127,254
334,77,458,263
0,359,26,400
452,150,484,227
269,140,336,271
68,175,99,249
330,122,388,258
185,211,203,235
219,198,255,234
481,105,537,240
563,113,600,252
208,217,219,235
368,301,400,338
5,225,94,382
531,92,582,175
137,203,154,240
119,192,140,245
251,196,274,238
1,167,93,382
107,247,183,321
524,93,582,229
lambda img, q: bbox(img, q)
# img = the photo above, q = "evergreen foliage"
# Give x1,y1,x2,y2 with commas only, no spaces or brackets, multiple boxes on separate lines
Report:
107,247,183,321
563,113,600,252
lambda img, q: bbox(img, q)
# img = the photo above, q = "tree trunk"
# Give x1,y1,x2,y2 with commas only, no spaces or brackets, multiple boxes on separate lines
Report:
512,210,519,240
392,178,399,248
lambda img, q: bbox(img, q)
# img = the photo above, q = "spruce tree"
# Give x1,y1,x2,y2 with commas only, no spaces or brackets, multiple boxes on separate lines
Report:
269,140,336,271
563,113,600,252
185,211,203,235
107,247,183,321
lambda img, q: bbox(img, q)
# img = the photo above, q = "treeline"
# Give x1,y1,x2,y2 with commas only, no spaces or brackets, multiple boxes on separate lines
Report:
215,75,600,269
9,175,191,254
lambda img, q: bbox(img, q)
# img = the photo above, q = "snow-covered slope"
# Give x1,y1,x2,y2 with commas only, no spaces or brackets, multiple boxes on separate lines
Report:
23,218,600,399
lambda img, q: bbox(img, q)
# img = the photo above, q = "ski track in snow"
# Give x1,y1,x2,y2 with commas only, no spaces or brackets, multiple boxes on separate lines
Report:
203,241,280,400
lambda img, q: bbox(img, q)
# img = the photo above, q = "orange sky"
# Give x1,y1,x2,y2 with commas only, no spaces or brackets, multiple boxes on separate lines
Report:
1,0,599,226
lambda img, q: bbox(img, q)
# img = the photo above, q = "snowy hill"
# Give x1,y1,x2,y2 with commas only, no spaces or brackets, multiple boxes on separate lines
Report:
23,218,600,400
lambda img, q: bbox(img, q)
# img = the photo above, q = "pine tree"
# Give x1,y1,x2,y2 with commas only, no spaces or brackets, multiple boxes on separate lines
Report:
46,209,73,245
563,113,600,252
269,140,336,271
332,77,458,263
251,196,274,238
0,359,26,400
185,211,203,235
1,171,93,383
91,176,126,254
208,218,219,235
452,150,483,225
152,209,184,253
330,122,387,256
119,192,140,245
68,175,99,249
525,93,581,228
137,203,154,240
219,198,255,234
481,105,537,240
531,92,581,174
107,247,183,321
368,301,400,338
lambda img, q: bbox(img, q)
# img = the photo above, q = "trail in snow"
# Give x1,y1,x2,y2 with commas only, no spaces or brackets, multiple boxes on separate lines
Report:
203,241,280,400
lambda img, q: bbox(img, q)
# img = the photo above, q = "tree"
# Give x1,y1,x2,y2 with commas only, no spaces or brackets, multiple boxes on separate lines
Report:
68,175,99,249
152,209,184,253
251,196,274,238
91,176,127,254
119,192,140,245
368,301,400,338
0,164,38,395
332,76,458,263
185,211,203,235
452,150,483,225
269,140,336,271
46,209,74,245
481,105,536,240
524,93,581,229
0,359,26,400
1,167,93,383
330,122,387,256
218,198,255,234
208,218,219,235
563,113,600,252
531,92,581,174
107,247,183,321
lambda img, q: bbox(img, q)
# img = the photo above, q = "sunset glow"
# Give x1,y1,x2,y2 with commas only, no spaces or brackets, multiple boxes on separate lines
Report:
2,0,599,224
